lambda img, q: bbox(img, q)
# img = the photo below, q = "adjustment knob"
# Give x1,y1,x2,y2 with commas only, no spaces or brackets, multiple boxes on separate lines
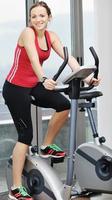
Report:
31,146,38,153
99,136,106,144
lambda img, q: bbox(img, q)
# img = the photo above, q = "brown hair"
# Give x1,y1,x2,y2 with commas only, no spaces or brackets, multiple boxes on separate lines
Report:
29,1,52,17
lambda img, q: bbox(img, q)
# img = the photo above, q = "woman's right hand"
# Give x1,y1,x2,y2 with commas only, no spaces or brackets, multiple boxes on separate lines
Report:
43,79,57,90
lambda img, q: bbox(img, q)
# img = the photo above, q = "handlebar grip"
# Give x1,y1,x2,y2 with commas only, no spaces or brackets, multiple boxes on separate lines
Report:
89,47,99,79
53,47,68,81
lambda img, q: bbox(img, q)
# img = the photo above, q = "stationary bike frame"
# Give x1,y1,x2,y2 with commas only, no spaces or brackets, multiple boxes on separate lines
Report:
31,46,97,198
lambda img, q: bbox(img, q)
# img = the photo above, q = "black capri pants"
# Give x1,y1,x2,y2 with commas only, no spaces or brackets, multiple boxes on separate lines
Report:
2,81,70,145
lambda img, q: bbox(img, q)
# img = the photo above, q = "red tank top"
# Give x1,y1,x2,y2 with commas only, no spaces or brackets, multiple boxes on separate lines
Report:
6,29,51,87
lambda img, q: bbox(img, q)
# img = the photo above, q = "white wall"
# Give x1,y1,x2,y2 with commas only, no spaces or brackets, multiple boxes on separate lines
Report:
94,0,112,146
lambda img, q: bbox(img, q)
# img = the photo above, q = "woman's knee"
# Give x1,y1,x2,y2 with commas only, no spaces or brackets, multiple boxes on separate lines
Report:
18,129,33,145
56,99,70,112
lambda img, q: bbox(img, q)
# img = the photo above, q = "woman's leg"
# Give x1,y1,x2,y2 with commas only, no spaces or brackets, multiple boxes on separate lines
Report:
2,81,32,189
43,109,69,146
12,142,29,187
31,83,70,156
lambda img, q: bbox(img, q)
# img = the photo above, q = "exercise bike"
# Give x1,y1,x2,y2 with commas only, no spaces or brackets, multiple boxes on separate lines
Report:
6,46,112,200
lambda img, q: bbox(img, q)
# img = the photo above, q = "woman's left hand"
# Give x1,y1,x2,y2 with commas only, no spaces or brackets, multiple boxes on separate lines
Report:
84,76,101,86
89,77,101,86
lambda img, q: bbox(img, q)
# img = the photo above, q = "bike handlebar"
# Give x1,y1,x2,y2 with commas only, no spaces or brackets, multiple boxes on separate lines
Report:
52,46,99,92
53,47,69,81
81,47,99,91
89,46,99,79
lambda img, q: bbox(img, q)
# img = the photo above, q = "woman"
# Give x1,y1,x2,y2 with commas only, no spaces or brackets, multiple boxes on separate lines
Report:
2,1,100,200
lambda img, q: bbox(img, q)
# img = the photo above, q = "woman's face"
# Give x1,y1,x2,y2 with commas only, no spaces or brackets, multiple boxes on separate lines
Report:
30,6,50,31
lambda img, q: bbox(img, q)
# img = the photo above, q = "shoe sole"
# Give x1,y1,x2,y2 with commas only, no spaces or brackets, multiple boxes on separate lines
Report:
8,194,33,200
8,194,17,200
40,154,65,158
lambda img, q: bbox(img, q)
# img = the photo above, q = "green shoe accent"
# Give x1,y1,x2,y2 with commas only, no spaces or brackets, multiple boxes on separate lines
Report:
48,144,63,151
19,186,31,197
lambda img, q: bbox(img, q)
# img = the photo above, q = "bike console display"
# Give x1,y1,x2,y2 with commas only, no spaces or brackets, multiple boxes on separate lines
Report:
62,66,96,84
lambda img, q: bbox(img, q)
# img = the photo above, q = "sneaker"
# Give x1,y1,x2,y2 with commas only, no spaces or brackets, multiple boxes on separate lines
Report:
40,144,66,158
8,186,33,200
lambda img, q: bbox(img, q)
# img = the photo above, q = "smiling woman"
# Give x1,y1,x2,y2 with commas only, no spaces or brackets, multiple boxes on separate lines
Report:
2,1,73,199
0,0,68,197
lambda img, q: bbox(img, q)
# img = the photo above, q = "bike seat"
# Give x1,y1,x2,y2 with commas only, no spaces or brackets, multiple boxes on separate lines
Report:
79,91,103,101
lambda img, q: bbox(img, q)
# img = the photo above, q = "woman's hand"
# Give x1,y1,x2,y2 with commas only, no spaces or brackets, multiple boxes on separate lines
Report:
84,76,101,86
89,77,101,86
43,78,57,90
